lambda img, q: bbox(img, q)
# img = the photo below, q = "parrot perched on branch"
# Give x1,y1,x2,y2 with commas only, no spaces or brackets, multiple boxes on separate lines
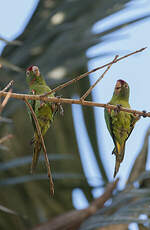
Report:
104,79,139,177
26,65,58,173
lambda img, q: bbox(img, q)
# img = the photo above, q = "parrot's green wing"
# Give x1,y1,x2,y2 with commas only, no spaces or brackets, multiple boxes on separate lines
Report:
104,108,124,160
27,91,36,132
104,107,126,177
124,113,140,141
104,108,137,151
104,108,116,147
27,92,40,172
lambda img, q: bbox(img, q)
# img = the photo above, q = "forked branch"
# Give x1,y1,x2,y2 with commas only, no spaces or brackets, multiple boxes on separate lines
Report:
80,55,118,101
42,47,146,97
0,91,149,118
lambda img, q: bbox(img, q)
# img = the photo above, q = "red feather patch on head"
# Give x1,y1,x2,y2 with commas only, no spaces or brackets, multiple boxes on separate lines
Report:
117,79,126,85
26,65,34,71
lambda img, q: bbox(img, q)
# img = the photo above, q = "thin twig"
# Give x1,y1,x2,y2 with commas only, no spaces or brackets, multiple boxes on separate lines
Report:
1,80,14,93
0,89,12,113
0,80,14,113
0,134,13,144
41,47,146,97
80,55,118,101
1,91,150,118
24,98,54,196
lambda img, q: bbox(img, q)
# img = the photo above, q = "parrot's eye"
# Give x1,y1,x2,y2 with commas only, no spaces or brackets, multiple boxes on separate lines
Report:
26,71,30,77
116,87,121,90
125,84,128,88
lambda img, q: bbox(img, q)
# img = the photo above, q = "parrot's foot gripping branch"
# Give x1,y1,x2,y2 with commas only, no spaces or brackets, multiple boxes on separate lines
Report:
142,110,147,118
53,96,64,116
114,104,122,114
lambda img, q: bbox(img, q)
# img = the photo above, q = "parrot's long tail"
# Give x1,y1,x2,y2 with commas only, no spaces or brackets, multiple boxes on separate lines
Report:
31,137,42,174
113,142,125,177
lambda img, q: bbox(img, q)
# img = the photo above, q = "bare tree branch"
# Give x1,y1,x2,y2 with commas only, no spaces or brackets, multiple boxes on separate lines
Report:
42,47,146,97
0,37,22,46
0,80,14,113
80,55,118,101
1,80,14,93
0,91,149,118
0,89,12,113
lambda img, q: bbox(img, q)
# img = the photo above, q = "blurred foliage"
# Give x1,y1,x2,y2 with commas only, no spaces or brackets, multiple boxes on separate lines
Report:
0,0,150,229
80,171,150,229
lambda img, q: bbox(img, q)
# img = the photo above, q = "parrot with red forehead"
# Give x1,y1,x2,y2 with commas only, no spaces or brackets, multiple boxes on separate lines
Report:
26,65,56,173
104,79,139,177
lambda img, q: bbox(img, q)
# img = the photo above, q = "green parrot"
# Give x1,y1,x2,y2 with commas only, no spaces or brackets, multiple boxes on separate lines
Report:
104,79,139,177
26,65,57,173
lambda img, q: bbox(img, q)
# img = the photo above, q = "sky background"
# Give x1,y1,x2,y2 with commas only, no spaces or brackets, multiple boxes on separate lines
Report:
0,0,150,229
